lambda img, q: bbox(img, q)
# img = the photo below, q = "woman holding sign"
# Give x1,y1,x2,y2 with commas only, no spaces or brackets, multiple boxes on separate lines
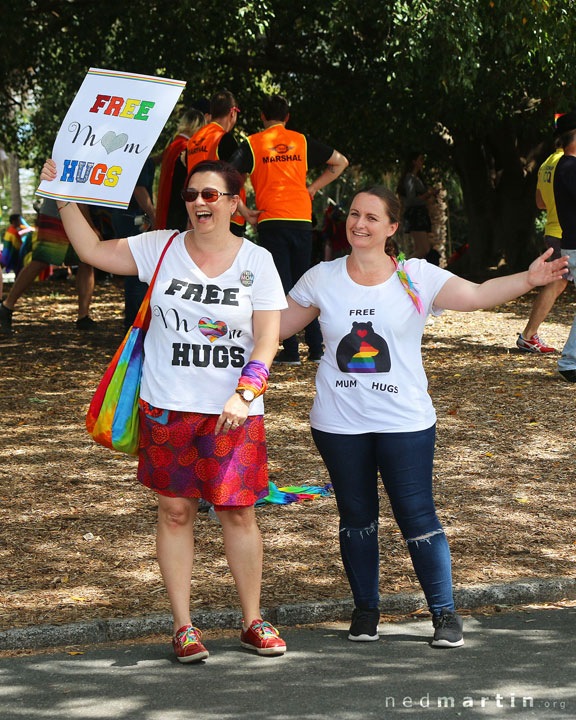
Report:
41,158,287,662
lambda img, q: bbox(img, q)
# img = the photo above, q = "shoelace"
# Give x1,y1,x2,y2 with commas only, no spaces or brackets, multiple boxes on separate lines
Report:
435,613,457,628
532,334,548,345
177,626,202,646
252,621,279,639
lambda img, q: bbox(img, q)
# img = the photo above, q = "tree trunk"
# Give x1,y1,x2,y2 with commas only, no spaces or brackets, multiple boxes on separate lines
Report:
8,151,22,216
427,184,447,266
450,124,547,279
451,134,496,279
488,121,543,272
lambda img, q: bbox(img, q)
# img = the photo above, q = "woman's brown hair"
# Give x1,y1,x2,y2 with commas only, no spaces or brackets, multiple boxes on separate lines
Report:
352,186,401,257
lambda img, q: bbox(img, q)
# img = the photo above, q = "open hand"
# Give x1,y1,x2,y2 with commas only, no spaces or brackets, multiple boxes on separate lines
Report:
527,247,569,286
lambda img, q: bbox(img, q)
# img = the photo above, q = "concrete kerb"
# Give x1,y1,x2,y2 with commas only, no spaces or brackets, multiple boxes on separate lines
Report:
1,576,575,651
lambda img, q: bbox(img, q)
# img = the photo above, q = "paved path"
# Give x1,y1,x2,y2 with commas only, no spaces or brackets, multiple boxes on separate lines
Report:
1,608,573,719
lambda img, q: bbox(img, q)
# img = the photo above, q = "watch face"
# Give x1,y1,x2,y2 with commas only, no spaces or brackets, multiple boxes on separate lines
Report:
243,389,255,401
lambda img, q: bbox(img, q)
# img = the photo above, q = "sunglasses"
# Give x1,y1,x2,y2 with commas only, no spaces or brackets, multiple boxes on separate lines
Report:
181,188,236,203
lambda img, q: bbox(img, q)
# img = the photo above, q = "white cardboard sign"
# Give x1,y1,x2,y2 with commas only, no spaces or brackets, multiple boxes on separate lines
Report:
36,68,185,209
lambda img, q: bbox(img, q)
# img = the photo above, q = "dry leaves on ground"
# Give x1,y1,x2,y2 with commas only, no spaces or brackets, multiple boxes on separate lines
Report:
0,278,575,631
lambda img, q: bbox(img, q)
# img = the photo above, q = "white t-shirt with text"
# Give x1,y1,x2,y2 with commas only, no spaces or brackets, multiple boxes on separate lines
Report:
128,230,287,415
289,257,453,433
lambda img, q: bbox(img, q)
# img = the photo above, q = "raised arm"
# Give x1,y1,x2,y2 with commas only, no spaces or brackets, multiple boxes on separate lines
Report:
40,159,138,275
434,247,568,312
280,295,320,340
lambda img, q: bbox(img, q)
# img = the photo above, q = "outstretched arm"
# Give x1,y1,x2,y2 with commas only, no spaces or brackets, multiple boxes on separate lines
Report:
40,159,138,275
280,296,320,339
434,247,568,312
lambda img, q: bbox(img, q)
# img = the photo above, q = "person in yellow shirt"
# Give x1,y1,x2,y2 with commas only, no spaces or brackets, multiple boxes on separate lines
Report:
516,143,568,352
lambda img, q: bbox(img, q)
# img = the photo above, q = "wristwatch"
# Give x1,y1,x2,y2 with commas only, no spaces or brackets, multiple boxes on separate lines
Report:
237,389,255,402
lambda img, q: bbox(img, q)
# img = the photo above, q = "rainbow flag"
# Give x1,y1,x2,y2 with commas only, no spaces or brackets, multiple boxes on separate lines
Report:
256,482,332,506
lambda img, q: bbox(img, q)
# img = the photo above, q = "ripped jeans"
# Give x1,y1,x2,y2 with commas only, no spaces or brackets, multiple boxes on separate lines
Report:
312,425,454,615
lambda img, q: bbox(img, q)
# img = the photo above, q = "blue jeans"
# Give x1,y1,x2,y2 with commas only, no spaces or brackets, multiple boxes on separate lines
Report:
311,425,454,615
559,249,576,371
258,226,323,357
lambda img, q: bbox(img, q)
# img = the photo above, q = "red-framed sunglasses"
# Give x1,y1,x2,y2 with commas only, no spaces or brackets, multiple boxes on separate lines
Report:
181,188,236,203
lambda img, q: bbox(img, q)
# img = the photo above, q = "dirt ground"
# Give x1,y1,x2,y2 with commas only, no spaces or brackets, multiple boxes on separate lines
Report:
1,277,575,632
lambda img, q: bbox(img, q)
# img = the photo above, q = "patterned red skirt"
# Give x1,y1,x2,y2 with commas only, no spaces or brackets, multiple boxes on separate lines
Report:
137,400,269,506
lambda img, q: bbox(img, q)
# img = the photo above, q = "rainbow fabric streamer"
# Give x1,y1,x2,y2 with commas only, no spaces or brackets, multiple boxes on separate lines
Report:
256,481,332,506
86,233,177,455
237,360,269,399
393,253,424,315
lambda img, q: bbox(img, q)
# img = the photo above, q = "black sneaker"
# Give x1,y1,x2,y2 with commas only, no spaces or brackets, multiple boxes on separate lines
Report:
308,349,324,363
0,302,13,334
431,608,464,647
348,608,380,642
75,315,97,330
273,349,301,366
559,369,576,383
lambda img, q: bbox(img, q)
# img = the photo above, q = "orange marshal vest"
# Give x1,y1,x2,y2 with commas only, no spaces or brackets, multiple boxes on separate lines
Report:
247,125,311,224
186,122,245,229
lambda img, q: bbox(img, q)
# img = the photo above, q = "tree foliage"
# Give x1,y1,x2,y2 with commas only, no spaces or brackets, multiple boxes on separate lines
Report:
3,0,576,271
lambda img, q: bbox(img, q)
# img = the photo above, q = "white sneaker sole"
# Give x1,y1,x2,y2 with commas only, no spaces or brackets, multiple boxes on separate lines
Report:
348,629,380,642
431,637,464,648
175,649,209,662
241,641,286,655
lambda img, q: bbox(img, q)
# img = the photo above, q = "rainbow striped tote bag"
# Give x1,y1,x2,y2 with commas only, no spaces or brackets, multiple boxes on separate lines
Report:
86,232,177,455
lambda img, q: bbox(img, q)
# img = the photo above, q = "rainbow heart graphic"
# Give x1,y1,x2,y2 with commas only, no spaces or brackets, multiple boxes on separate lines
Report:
198,317,228,342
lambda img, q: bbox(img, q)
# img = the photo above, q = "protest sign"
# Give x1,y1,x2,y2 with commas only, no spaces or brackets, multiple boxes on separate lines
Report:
36,68,186,209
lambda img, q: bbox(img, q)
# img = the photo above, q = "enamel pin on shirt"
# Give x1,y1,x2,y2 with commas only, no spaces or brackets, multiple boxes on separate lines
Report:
240,270,254,287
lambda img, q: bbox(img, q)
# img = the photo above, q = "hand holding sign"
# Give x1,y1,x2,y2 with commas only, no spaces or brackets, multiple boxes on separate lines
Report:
37,68,185,209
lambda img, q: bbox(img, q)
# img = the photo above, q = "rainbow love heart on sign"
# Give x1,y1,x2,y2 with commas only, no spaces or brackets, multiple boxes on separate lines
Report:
198,317,227,342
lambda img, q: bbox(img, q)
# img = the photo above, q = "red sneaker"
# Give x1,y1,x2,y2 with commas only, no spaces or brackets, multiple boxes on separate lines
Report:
172,625,209,663
516,333,556,353
240,619,286,656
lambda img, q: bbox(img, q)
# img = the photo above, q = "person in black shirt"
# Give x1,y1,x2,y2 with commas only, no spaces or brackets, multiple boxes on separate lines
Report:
553,111,576,382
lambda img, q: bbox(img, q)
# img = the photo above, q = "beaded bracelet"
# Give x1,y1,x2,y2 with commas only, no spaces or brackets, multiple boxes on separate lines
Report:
236,360,269,399
57,201,71,212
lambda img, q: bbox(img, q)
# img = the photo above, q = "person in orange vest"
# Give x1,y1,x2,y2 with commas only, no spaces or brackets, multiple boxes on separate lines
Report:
231,94,349,364
156,108,206,232
186,90,246,237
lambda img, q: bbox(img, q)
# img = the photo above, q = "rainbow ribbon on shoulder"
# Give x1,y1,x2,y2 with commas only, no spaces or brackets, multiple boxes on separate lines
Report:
392,253,424,315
